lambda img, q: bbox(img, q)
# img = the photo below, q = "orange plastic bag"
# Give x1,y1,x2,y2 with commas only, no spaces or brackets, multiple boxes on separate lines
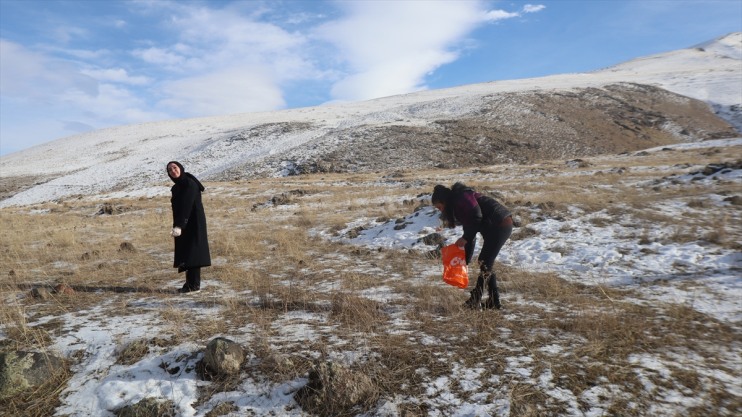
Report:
441,244,469,288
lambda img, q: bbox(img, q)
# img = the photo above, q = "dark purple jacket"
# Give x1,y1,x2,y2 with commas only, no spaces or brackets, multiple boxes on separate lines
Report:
450,183,511,244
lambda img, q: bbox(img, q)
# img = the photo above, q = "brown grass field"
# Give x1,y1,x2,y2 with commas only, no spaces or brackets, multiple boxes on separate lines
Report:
1,142,741,416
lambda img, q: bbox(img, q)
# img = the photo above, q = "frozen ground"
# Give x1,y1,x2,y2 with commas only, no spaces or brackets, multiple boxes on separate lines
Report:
3,138,739,417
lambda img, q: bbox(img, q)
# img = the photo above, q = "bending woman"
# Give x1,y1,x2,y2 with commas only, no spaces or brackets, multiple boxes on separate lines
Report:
166,161,211,293
432,182,513,309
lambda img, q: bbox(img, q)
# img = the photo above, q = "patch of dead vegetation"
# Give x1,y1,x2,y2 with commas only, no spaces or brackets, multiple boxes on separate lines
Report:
0,142,740,415
240,83,736,178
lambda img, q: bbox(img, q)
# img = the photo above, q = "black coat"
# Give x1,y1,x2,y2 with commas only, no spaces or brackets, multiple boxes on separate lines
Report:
446,183,512,264
171,173,211,271
448,183,511,243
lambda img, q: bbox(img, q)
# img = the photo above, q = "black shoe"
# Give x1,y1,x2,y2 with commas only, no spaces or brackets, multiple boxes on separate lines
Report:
177,286,200,294
484,289,501,309
483,298,501,310
463,288,483,310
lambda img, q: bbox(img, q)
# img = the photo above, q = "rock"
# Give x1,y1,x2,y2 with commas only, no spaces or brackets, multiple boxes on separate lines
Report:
80,250,99,261
536,201,556,210
566,159,590,168
0,351,66,399
702,164,725,176
418,233,445,246
295,361,378,415
267,189,307,206
345,226,365,239
53,283,74,295
31,287,51,299
724,195,742,206
119,242,136,252
97,203,117,215
202,337,245,377
96,203,133,216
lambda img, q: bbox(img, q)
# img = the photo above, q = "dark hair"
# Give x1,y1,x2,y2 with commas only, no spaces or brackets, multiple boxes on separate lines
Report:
432,184,457,228
431,184,451,205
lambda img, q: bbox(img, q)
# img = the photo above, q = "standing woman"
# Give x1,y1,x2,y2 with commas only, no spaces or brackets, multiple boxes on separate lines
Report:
166,161,211,293
432,182,513,309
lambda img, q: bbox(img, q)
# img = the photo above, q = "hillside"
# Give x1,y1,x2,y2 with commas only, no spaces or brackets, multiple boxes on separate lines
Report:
1,137,740,416
0,32,740,207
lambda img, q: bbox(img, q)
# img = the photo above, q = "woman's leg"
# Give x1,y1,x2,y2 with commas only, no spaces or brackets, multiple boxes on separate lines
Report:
478,226,512,309
185,267,201,291
463,236,483,308
464,274,485,308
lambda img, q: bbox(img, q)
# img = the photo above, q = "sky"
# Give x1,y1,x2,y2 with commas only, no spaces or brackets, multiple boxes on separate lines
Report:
0,0,740,156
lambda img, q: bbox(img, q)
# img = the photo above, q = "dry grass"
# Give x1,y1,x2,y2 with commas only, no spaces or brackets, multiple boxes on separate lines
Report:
1,144,740,415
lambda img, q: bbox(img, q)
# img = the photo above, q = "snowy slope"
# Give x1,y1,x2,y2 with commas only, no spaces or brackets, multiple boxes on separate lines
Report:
0,32,740,208
601,32,742,128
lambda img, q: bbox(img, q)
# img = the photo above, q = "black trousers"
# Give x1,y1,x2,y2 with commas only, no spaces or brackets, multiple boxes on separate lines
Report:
471,225,513,297
185,267,201,290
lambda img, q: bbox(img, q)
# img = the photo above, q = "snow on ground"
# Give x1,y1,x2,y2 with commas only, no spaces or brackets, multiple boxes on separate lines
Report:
6,136,737,416
328,138,742,324
336,206,742,324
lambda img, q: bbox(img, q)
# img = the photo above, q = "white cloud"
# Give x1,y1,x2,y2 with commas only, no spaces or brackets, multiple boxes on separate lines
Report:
159,67,286,116
315,1,511,102
523,4,546,14
132,46,187,68
52,25,89,44
0,39,167,153
330,50,457,100
484,10,520,21
81,68,151,85
0,39,98,99
166,4,309,71
123,2,319,117
48,47,111,61
485,3,545,21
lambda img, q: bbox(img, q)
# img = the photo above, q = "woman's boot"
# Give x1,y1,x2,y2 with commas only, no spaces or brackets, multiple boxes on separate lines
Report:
180,268,201,293
464,286,483,309
484,273,501,309
484,288,501,309
464,272,485,309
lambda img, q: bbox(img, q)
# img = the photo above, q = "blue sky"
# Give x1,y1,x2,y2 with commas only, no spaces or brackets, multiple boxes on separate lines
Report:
1,0,740,156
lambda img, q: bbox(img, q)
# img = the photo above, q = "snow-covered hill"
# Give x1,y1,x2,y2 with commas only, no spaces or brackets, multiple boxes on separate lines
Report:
1,32,740,208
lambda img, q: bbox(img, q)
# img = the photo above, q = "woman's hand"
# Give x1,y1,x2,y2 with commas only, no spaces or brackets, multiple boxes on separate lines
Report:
455,237,467,248
171,227,182,237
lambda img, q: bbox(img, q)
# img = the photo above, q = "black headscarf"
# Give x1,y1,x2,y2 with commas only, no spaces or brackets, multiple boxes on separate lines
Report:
166,161,205,191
